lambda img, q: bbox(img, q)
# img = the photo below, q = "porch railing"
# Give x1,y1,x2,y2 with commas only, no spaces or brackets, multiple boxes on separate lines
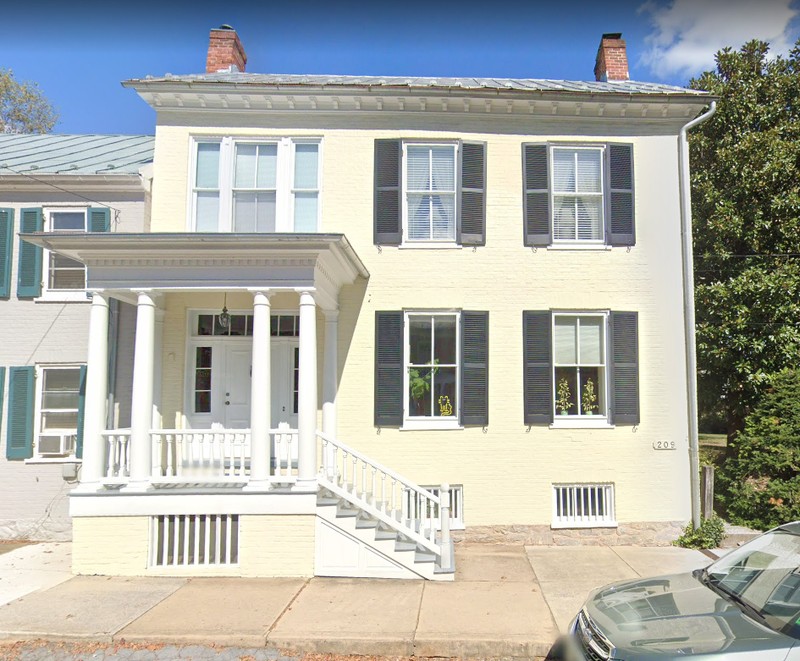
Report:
317,431,452,568
99,426,298,486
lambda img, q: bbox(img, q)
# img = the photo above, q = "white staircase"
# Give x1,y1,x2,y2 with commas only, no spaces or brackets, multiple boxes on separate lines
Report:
315,432,455,580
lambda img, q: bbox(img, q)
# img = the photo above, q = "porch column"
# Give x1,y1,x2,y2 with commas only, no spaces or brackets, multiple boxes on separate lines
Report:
246,290,271,490
124,290,157,492
76,292,109,492
296,290,318,488
322,309,338,438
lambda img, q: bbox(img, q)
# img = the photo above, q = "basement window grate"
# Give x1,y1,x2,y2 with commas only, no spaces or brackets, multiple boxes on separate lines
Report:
552,483,616,529
149,514,239,567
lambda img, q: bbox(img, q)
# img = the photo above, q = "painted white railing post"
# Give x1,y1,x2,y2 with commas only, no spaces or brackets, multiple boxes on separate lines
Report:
296,290,317,489
124,290,156,492
439,483,453,572
76,292,109,493
245,290,271,491
322,308,338,479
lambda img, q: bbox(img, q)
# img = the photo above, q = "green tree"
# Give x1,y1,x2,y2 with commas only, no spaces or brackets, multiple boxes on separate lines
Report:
690,40,800,438
716,369,800,530
0,69,57,133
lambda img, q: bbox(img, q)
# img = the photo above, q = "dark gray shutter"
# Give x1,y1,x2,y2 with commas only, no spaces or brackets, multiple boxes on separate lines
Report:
460,311,489,426
609,311,639,425
375,311,403,426
523,144,551,247
6,366,34,459
0,208,12,298
17,208,42,298
374,140,402,245
75,364,87,459
89,207,111,232
458,142,486,246
607,144,635,246
523,311,553,424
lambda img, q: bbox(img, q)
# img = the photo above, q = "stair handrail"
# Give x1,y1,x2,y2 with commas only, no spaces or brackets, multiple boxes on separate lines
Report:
316,430,441,505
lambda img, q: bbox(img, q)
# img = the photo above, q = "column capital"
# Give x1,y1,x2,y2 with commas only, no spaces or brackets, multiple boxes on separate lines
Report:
298,290,316,306
88,291,109,306
322,308,339,322
133,290,158,308
251,290,273,304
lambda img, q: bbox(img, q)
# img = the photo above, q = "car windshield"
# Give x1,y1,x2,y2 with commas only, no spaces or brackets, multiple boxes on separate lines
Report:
703,528,800,638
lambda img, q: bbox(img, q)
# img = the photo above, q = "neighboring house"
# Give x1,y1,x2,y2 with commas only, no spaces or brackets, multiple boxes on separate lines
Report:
0,134,153,540
26,29,711,579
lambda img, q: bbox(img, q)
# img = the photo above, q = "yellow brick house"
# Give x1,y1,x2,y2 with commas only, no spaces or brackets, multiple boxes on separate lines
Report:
23,28,713,579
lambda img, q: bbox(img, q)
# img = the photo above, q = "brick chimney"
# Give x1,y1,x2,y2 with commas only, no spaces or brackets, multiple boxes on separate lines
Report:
206,25,247,74
594,33,629,82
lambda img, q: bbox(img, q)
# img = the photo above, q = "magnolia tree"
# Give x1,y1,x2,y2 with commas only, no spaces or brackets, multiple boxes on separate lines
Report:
690,40,800,438
0,69,57,134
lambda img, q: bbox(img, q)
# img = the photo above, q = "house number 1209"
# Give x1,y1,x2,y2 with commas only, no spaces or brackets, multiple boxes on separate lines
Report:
653,441,676,450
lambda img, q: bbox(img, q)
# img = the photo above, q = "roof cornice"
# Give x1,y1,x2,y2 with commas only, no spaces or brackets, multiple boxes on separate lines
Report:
0,173,147,194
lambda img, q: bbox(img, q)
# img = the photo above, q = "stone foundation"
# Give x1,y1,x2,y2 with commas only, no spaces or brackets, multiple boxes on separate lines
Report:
455,521,686,546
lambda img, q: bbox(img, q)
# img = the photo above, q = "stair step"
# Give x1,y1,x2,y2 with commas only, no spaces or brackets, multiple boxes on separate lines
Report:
415,550,436,563
317,496,339,506
355,516,378,529
395,539,417,552
374,528,397,541
336,506,358,518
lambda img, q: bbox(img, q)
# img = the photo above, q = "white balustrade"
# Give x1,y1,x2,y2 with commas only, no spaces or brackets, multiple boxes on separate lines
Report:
101,430,131,483
316,431,446,555
151,429,251,482
271,422,298,480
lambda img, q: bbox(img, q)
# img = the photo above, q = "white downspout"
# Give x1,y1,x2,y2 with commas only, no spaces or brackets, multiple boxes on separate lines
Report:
679,100,717,529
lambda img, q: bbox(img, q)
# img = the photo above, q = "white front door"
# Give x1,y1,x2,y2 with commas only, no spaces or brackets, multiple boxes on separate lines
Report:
222,345,252,428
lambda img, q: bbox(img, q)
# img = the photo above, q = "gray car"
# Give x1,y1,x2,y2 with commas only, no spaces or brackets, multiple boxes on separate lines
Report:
549,522,800,660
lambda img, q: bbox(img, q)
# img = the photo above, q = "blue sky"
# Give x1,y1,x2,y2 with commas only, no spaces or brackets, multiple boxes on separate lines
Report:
2,0,799,135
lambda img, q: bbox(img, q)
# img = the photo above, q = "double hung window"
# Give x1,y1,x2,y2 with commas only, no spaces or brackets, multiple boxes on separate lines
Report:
405,312,459,420
35,366,82,457
192,138,320,233
45,209,87,291
404,145,457,243
551,148,604,242
553,314,606,417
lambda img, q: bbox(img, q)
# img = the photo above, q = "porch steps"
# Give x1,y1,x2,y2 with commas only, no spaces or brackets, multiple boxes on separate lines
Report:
315,487,454,581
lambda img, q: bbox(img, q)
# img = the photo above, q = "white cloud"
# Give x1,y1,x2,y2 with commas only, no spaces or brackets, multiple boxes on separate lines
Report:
638,0,798,79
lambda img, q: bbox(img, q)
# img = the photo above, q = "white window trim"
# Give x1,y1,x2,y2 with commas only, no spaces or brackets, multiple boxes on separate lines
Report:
549,144,606,246
401,142,459,247
26,363,83,463
187,136,322,234
552,311,610,424
402,310,461,430
36,206,90,303
551,483,617,529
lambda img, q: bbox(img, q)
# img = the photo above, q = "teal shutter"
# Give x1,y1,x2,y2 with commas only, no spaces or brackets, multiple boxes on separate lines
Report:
523,311,553,425
460,311,489,426
609,312,639,425
75,365,87,459
17,208,43,298
607,144,635,246
458,142,486,246
0,209,13,298
523,145,551,247
89,207,111,232
6,366,34,459
374,311,403,426
374,140,402,245
0,367,5,442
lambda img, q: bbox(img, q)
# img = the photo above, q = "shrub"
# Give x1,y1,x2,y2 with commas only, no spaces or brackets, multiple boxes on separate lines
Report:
716,369,800,530
675,515,725,549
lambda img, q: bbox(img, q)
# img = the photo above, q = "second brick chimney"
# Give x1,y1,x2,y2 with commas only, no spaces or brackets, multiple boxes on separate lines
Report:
594,33,629,82
206,25,247,74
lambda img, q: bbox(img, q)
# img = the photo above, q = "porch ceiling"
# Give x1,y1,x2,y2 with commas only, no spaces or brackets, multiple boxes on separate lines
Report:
21,232,369,306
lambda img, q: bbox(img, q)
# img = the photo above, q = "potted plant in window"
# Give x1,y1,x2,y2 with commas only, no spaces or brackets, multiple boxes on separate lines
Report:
556,377,573,415
582,378,598,416
409,360,438,415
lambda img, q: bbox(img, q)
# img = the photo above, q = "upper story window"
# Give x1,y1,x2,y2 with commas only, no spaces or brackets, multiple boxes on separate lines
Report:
523,143,634,248
404,144,457,243
45,208,87,291
192,137,320,233
373,139,486,248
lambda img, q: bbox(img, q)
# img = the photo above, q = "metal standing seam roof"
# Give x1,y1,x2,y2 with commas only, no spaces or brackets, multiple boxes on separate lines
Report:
0,134,154,175
127,72,709,97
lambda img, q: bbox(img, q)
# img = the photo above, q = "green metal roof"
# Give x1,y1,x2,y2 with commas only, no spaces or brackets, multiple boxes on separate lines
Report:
0,134,154,176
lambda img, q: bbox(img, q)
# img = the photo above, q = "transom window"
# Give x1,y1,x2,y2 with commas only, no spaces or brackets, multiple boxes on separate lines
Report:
35,365,82,457
551,147,604,242
553,314,607,417
192,137,320,233
405,312,459,420
45,209,87,290
194,313,300,337
403,144,457,243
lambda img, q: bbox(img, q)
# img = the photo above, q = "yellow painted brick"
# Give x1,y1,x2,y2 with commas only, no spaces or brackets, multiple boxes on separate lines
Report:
239,515,315,577
72,516,150,576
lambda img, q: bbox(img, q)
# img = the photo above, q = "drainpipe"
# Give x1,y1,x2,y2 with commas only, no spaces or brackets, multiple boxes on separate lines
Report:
679,100,717,529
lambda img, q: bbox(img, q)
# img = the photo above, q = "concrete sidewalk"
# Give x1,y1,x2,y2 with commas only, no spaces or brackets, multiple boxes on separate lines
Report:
0,542,712,659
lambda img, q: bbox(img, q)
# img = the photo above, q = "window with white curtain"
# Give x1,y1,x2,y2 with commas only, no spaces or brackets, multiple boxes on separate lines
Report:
403,143,457,242
551,147,604,242
191,138,320,233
